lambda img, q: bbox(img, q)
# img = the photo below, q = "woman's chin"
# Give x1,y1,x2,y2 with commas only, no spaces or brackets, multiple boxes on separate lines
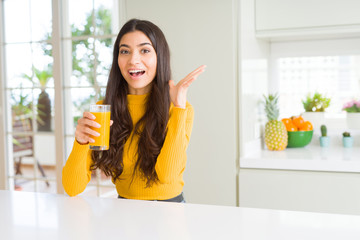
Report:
128,84,152,95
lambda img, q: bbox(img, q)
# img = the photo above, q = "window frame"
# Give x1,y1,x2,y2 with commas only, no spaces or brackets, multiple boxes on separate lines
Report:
0,0,7,189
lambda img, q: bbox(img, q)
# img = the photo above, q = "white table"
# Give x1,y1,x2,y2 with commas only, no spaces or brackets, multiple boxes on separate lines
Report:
1,190,360,240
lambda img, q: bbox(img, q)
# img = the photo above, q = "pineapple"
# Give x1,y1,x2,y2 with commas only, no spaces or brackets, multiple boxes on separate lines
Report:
263,94,288,151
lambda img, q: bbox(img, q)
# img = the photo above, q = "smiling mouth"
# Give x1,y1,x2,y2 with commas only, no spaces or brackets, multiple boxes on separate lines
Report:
129,69,145,77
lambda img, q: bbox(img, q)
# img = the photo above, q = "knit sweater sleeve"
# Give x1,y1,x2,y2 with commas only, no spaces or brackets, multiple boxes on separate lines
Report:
62,140,93,196
155,102,194,183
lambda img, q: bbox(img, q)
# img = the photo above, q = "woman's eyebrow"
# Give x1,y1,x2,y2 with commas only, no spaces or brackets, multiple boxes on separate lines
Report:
119,44,130,48
119,42,152,48
138,42,152,47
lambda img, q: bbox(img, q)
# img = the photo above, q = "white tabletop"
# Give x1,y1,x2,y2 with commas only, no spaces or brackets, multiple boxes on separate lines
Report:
1,190,360,240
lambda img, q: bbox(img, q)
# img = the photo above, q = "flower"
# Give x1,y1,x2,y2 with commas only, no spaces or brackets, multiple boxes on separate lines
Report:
342,99,360,113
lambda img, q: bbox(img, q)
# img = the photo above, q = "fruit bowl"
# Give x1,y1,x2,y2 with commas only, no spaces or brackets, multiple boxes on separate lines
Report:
287,130,313,148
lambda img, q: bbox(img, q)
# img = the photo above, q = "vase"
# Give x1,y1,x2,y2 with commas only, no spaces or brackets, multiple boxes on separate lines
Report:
346,112,360,130
319,136,330,147
342,137,354,148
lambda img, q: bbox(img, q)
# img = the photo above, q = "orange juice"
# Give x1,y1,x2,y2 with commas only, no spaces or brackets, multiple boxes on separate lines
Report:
89,105,111,150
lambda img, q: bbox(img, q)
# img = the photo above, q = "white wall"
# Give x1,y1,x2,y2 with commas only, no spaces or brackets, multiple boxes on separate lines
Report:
239,0,270,155
125,0,238,206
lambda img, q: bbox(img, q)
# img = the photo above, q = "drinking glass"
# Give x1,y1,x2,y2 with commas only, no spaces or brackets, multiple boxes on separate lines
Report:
89,104,111,150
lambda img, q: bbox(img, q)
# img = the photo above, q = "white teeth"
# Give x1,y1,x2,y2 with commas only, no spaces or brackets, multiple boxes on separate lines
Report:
129,69,144,73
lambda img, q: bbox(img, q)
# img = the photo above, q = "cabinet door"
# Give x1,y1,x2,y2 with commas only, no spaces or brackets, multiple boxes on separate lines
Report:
256,0,360,31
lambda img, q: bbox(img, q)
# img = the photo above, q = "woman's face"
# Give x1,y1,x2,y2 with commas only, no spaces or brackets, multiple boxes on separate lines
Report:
118,30,157,95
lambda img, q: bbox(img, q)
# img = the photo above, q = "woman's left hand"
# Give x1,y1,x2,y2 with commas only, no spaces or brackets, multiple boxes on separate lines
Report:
169,65,206,109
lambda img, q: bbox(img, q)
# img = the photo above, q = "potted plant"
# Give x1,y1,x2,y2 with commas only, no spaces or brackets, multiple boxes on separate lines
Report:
23,64,52,132
302,92,331,131
342,99,360,130
342,132,354,148
302,92,331,112
319,125,330,147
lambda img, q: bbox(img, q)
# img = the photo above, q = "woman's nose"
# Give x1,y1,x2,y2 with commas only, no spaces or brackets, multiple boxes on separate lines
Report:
129,52,140,64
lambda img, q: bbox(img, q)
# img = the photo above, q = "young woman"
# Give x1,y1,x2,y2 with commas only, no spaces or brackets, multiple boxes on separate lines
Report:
62,19,206,202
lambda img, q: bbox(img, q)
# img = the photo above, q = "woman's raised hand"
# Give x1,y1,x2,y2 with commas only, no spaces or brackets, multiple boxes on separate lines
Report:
75,112,113,145
169,65,206,109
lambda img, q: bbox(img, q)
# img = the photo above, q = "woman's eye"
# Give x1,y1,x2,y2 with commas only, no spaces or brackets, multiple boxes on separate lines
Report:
119,49,129,54
141,49,150,54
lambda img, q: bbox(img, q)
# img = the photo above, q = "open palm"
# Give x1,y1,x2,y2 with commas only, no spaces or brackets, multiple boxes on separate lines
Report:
169,65,206,109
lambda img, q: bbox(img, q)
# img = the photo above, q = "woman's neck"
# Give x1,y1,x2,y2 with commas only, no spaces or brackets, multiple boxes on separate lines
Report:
127,84,152,95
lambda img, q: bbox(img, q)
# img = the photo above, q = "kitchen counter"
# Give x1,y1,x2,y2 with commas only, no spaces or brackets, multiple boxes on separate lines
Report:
1,190,360,239
241,144,360,173
241,129,360,173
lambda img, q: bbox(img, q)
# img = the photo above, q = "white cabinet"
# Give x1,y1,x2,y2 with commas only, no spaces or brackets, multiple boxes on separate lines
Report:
255,0,360,39
239,168,360,215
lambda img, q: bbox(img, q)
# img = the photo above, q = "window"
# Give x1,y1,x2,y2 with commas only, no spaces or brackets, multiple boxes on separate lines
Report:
0,0,121,197
63,0,119,197
3,0,55,193
277,55,360,118
270,38,360,120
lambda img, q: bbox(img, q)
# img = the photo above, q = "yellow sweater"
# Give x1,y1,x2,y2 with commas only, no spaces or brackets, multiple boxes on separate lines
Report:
62,94,194,200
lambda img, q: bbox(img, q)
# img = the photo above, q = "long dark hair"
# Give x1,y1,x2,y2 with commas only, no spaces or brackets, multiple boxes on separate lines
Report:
91,19,171,187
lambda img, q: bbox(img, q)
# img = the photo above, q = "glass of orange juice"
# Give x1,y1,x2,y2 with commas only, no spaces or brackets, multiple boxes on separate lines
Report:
89,104,111,150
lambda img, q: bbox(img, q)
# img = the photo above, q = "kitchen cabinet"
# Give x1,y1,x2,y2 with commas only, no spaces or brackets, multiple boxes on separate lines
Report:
239,168,360,215
255,0,360,39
